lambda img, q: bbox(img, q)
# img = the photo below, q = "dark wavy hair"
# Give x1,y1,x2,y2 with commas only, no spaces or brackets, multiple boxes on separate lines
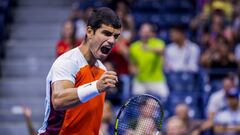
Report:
87,7,121,33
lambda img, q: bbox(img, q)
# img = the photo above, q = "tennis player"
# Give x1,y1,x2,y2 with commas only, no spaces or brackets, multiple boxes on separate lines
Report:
38,7,121,135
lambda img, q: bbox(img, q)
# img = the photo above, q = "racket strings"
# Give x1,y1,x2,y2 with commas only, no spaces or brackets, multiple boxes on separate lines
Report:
117,96,163,135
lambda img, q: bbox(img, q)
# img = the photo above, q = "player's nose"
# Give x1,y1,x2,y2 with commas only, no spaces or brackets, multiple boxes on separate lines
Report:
107,35,115,44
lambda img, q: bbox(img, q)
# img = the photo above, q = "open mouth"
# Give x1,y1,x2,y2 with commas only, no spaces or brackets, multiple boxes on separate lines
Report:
100,46,112,54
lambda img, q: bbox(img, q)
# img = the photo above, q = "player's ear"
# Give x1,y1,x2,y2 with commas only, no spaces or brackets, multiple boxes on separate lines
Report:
86,26,94,39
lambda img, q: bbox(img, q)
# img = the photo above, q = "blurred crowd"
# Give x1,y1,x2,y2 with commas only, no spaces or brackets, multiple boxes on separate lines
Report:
51,0,240,135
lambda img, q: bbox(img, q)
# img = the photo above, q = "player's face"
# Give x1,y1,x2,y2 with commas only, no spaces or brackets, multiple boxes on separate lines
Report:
88,24,121,61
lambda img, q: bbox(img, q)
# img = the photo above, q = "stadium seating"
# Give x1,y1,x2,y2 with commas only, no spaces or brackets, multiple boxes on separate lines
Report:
165,72,202,92
167,91,203,119
0,14,4,43
0,0,71,134
132,0,195,31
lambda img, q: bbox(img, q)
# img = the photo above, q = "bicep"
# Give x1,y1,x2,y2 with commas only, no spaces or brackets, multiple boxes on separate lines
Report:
51,80,80,110
52,80,75,94
51,80,76,103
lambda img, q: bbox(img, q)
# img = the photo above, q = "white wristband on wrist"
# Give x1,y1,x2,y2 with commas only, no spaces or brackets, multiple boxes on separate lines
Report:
77,80,99,103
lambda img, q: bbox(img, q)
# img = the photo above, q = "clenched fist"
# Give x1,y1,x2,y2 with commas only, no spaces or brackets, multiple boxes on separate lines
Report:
97,71,118,93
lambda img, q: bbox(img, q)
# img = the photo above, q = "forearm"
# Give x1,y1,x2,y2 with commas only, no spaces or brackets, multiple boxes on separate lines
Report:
52,80,100,110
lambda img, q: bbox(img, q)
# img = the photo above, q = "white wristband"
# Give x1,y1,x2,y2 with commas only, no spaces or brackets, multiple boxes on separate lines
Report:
77,80,99,103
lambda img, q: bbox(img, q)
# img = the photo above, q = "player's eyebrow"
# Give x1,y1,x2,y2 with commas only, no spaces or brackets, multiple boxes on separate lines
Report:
102,30,113,36
102,30,120,39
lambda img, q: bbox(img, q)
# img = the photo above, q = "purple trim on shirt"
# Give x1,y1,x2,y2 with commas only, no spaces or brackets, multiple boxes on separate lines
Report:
40,83,66,135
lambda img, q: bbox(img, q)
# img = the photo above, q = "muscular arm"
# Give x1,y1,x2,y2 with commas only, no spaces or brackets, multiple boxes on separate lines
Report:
51,80,80,111
51,71,118,111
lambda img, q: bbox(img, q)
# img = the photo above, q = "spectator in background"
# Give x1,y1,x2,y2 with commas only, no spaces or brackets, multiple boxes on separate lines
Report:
165,116,187,135
198,25,211,52
56,20,81,57
208,10,226,48
165,25,200,72
214,90,240,135
192,76,239,135
233,1,240,68
202,0,233,20
223,26,236,51
174,104,202,134
191,10,226,49
190,10,209,42
69,6,93,41
99,101,114,135
201,35,238,83
190,8,208,30
115,1,135,42
129,23,169,101
207,76,238,119
233,1,240,44
22,107,37,135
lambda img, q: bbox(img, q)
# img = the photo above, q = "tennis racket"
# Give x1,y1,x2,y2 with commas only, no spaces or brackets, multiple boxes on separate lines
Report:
114,94,164,135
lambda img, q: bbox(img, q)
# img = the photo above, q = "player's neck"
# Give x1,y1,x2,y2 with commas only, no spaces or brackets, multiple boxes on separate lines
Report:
79,43,96,66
